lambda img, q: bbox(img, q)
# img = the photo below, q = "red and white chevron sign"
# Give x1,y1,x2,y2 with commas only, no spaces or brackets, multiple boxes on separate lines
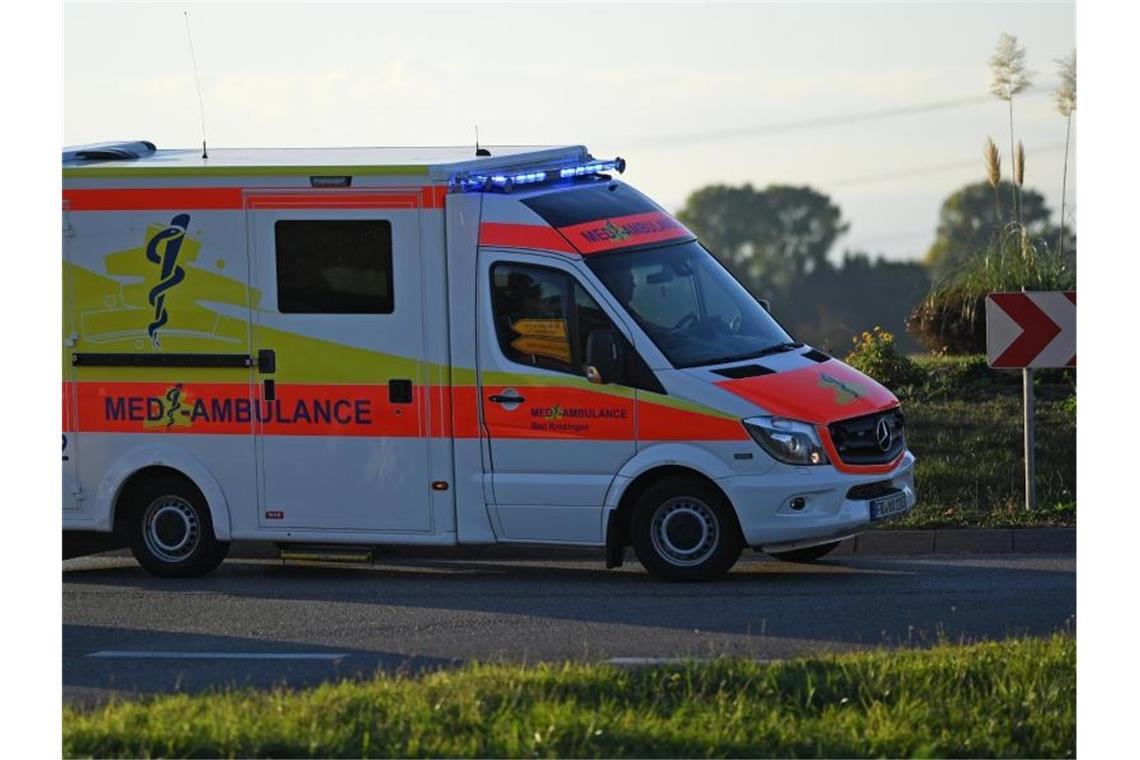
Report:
985,291,1076,368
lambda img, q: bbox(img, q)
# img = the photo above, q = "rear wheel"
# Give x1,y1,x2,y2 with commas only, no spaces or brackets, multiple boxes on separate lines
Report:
631,476,742,581
767,540,841,563
126,474,229,578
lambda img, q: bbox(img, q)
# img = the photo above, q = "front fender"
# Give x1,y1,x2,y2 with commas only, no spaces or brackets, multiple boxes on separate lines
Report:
601,442,752,542
96,445,232,540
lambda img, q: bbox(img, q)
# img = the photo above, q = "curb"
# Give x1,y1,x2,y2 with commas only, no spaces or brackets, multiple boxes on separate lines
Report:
73,528,1075,563
212,528,1074,562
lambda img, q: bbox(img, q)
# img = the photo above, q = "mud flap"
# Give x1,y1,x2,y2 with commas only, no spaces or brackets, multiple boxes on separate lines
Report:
605,510,624,568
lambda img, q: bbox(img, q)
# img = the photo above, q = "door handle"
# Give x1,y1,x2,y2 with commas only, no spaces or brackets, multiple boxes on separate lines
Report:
489,393,525,404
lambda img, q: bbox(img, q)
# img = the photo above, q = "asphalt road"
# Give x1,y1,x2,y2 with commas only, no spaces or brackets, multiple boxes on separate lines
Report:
63,552,1075,705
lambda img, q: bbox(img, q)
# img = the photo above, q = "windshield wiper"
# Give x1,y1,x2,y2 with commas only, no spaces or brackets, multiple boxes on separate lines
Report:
692,342,803,368
753,341,804,357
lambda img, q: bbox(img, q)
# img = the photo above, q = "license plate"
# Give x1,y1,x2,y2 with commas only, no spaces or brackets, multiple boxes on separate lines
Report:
869,489,909,521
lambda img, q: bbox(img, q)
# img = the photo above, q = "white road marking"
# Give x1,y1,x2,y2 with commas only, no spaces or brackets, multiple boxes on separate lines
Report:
87,651,347,661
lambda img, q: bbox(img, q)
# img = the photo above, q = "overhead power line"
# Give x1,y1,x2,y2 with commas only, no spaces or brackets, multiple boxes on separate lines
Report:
822,141,1068,189
631,86,1053,147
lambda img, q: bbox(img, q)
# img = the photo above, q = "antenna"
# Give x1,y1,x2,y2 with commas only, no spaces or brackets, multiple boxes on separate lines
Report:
184,11,209,159
475,124,490,157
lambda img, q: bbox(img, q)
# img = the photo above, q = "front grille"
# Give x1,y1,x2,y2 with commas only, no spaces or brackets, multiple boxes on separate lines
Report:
846,480,896,500
828,407,906,465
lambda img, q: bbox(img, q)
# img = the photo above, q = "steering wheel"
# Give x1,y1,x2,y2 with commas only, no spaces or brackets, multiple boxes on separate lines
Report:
671,312,699,332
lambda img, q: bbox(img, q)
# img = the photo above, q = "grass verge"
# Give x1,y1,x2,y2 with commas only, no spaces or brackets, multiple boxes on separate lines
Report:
899,395,1075,529
64,633,1074,759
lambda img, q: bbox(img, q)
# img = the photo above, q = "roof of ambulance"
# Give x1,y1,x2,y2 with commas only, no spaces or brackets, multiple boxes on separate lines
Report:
62,143,590,179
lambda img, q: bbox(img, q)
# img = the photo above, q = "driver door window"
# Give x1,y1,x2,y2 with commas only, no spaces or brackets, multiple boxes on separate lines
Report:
490,263,623,377
490,264,577,373
490,262,659,391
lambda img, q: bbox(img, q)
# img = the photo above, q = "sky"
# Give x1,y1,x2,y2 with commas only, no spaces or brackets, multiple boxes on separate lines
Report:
63,1,1076,263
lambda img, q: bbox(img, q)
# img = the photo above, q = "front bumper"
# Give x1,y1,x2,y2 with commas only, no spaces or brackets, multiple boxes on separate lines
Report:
718,451,917,551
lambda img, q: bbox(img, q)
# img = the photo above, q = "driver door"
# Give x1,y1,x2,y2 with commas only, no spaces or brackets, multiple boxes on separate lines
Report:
477,252,637,544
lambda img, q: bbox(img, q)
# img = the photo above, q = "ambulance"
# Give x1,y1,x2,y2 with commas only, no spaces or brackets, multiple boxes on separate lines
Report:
62,141,916,581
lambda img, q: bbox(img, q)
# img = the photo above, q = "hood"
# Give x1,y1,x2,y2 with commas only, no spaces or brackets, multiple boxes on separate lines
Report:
709,355,899,424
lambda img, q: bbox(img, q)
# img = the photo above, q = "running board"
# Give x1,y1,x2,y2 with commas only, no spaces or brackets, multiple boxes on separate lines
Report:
277,544,373,564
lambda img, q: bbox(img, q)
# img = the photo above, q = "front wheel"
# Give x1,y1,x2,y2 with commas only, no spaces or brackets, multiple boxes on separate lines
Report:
631,476,742,581
767,540,841,563
126,475,229,578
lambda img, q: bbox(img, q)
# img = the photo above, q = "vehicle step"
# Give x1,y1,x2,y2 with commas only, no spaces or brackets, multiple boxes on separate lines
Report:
277,544,373,564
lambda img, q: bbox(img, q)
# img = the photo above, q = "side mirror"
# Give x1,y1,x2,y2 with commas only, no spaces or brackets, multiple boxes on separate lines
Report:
758,298,771,313
585,330,623,384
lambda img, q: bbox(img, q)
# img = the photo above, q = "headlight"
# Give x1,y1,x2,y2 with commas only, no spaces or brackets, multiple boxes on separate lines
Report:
742,416,829,466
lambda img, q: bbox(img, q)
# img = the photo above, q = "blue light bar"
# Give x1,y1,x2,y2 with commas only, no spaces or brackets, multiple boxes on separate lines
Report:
559,161,621,179
451,156,625,192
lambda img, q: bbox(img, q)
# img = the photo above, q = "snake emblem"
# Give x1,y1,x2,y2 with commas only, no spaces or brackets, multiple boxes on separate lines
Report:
164,384,184,428
145,214,191,348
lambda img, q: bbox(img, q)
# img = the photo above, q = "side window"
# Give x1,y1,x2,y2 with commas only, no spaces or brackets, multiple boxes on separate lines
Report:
489,262,665,392
490,264,575,374
275,220,394,314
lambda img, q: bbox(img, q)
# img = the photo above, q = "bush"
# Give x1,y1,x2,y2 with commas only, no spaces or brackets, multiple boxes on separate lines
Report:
907,235,1075,354
902,354,1075,403
906,286,988,354
1062,394,1076,416
845,327,925,389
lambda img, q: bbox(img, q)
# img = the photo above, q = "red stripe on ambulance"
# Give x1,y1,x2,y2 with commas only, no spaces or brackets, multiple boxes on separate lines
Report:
64,188,245,211
557,211,691,254
64,187,447,211
71,382,421,437
478,223,576,253
65,382,749,442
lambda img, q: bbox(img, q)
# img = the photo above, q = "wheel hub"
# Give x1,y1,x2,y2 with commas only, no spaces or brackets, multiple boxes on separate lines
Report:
650,497,719,566
143,497,200,562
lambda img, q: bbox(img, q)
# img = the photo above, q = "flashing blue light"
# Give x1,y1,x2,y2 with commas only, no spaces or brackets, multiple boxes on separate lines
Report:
452,157,624,193
558,160,621,179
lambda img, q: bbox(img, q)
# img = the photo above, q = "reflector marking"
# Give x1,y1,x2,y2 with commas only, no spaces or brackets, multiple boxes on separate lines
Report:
557,211,692,254
64,186,447,211
64,381,748,441
478,223,576,253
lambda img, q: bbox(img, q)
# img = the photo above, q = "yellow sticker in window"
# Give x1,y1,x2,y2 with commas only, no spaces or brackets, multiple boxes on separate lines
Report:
510,336,572,363
510,318,567,339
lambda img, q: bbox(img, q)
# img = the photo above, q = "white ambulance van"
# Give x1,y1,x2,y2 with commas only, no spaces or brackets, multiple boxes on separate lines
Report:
62,141,916,581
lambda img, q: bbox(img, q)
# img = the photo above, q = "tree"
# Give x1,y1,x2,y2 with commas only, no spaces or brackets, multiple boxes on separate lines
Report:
674,182,928,354
675,184,848,292
795,252,931,354
924,181,1065,280
989,33,1034,223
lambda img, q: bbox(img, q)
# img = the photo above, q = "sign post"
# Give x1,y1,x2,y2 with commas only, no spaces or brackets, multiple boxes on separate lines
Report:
985,291,1075,511
1023,363,1035,512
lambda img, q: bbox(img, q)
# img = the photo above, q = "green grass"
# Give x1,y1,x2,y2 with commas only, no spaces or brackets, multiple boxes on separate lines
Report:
64,634,1074,759
853,354,1077,529
897,395,1075,528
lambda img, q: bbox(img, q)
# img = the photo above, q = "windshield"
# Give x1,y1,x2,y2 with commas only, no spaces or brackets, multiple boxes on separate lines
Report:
586,240,795,369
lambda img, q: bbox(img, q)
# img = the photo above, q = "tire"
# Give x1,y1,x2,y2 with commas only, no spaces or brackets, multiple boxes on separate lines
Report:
631,476,742,581
767,541,841,563
126,474,229,578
